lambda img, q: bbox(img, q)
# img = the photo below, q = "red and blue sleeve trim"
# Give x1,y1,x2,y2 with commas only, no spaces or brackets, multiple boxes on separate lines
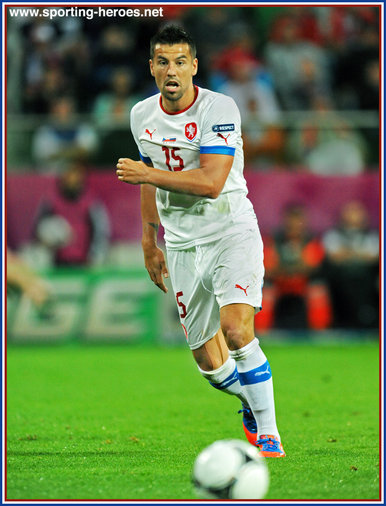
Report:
200,146,235,156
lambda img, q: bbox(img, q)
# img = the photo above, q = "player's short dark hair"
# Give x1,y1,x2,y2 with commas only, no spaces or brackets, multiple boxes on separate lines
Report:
150,25,196,59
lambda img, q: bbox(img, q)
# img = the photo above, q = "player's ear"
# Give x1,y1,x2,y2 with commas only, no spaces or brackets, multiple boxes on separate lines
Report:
149,59,155,77
192,58,198,77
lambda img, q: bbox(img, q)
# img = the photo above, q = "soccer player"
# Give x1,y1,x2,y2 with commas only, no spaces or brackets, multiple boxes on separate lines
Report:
116,25,285,457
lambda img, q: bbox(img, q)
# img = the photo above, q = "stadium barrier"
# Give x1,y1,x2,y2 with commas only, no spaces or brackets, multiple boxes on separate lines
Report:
7,171,379,250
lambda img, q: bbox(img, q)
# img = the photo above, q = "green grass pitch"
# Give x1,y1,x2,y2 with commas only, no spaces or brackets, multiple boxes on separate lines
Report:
6,340,380,500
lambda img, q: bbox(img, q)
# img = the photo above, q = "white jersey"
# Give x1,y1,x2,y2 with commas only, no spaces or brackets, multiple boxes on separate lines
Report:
130,86,257,250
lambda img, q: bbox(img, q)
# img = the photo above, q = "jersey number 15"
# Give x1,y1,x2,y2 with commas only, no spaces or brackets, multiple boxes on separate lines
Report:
162,146,184,172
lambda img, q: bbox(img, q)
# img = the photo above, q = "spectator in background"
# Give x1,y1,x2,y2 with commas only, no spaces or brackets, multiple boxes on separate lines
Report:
32,95,98,173
212,30,281,123
92,67,140,128
265,13,331,110
92,67,142,165
34,160,110,266
242,97,286,170
24,66,68,115
17,14,94,114
214,31,261,82
320,6,376,49
216,53,281,125
322,201,379,329
333,20,379,110
291,6,325,46
60,30,94,112
92,24,135,91
211,36,285,170
20,17,70,114
257,204,331,332
183,7,245,84
286,94,368,174
332,17,379,166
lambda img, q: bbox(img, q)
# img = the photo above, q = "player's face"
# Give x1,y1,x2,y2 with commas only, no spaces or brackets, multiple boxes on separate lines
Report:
150,43,198,112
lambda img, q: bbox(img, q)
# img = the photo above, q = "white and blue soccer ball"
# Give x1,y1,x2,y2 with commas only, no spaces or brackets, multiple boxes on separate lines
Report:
192,439,269,499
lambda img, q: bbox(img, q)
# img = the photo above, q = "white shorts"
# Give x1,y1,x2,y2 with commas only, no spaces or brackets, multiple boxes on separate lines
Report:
167,225,264,350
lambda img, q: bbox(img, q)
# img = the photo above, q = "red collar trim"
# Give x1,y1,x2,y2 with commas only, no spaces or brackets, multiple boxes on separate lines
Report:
159,85,199,115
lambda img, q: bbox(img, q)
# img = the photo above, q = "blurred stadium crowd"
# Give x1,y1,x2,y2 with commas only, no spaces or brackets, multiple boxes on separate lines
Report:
6,5,380,333
7,5,379,172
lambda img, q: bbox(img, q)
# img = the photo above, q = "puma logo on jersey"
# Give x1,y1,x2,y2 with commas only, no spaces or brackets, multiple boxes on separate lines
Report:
145,129,156,139
235,284,249,296
217,133,230,145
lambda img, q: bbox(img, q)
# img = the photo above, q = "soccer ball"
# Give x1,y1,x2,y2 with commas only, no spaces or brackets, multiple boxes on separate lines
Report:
192,439,269,499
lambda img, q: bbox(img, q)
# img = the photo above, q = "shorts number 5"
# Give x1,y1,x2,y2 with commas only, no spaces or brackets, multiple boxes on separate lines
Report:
176,291,187,318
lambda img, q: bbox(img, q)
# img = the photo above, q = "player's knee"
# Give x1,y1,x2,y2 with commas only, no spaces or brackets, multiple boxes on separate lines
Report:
192,348,223,372
195,355,216,372
221,322,251,351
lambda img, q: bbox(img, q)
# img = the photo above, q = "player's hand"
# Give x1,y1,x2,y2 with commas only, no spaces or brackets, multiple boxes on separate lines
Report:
143,245,169,293
24,278,52,307
116,158,149,185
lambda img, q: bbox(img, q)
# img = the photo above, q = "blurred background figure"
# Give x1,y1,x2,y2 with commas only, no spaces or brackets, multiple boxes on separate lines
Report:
34,160,111,266
212,30,261,89
92,67,142,165
265,12,331,110
7,248,51,308
18,18,63,114
215,32,281,125
332,13,379,166
32,96,98,173
209,29,284,170
92,67,140,128
20,19,92,114
184,7,245,85
332,9,379,110
257,204,331,332
24,66,68,115
322,201,379,329
242,97,286,169
92,25,135,87
287,94,368,174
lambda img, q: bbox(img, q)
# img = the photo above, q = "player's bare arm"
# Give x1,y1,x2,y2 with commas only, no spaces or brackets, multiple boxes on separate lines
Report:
116,153,233,199
141,182,169,293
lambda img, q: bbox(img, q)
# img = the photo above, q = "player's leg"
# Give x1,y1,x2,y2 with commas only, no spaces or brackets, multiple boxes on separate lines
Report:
192,328,257,444
220,303,285,457
214,227,285,457
167,245,256,440
192,327,248,405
